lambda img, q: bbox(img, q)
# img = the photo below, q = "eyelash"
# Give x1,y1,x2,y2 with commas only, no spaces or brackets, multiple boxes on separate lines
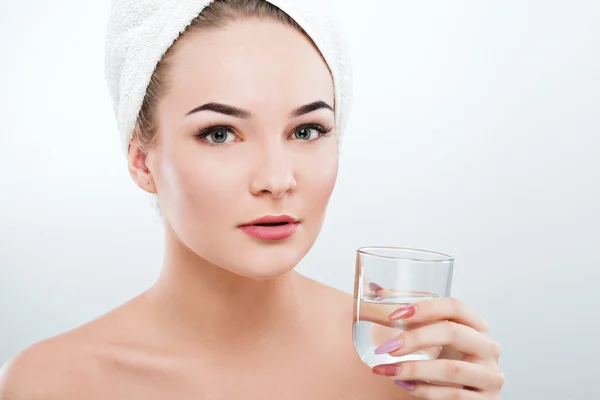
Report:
194,123,333,145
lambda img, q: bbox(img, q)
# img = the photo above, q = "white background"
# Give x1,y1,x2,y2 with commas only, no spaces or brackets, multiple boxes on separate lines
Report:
1,1,598,399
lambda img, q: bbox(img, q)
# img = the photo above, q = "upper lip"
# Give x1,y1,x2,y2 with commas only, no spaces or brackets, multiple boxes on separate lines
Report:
240,215,299,226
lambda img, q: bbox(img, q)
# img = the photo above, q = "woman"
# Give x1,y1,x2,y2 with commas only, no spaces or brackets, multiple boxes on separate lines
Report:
0,0,503,398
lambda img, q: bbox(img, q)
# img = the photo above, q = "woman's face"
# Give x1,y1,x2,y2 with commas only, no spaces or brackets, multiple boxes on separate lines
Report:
141,19,338,279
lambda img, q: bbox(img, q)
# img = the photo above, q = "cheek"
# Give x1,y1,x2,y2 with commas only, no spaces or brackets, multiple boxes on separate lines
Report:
155,146,245,228
297,146,339,214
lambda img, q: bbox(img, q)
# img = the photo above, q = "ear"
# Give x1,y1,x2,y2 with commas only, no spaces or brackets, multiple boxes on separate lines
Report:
128,137,157,194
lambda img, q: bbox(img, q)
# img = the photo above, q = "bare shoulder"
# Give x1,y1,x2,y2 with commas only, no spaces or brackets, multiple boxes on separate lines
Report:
0,333,92,399
300,273,355,318
296,274,357,345
0,296,147,400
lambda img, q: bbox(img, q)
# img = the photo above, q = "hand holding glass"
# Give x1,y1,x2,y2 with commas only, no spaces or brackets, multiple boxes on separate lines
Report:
353,247,454,367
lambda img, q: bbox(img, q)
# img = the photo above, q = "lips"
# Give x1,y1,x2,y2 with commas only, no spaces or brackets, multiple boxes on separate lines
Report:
238,215,300,241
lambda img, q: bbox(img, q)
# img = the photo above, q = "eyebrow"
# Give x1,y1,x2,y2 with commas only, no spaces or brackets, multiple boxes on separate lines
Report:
185,100,334,119
290,101,334,118
186,102,252,118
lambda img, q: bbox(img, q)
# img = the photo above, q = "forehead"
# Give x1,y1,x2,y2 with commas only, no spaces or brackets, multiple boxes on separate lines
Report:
165,19,334,111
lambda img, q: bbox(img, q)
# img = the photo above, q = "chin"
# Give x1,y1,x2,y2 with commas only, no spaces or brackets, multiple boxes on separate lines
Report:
216,229,317,280
230,241,313,280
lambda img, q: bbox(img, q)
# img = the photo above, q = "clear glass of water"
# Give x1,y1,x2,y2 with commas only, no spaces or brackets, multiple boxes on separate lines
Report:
353,246,454,367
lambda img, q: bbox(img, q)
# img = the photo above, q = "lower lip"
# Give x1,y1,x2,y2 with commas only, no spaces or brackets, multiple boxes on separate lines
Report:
238,223,299,241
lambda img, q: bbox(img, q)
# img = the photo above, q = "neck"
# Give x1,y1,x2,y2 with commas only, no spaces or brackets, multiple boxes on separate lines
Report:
145,228,306,351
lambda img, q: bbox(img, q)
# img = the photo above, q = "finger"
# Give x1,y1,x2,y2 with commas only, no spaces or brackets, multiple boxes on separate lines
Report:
389,297,489,333
374,321,498,360
359,286,437,328
360,300,434,329
358,298,400,328
366,283,426,299
394,380,490,400
372,360,504,392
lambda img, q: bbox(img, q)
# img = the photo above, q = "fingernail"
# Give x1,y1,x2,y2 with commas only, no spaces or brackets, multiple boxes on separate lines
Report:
394,380,416,391
372,364,400,377
368,282,384,292
374,337,403,354
389,305,416,320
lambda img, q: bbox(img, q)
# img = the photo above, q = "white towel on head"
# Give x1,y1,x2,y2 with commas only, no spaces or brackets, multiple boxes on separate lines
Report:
104,0,353,156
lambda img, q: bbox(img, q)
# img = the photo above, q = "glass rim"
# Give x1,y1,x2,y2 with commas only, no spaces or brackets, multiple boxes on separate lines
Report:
357,246,454,263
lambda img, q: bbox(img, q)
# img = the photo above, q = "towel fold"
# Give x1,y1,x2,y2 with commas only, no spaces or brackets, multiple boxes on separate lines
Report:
104,0,353,156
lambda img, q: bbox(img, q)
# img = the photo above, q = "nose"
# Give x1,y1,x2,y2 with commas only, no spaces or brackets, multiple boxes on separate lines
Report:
249,145,297,199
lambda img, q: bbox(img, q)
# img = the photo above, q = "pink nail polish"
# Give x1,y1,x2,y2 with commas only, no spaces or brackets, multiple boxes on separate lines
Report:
374,337,403,354
368,282,384,292
389,305,416,320
394,380,416,391
372,364,400,377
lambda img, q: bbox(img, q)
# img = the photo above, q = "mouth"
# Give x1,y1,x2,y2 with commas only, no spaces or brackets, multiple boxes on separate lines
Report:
240,215,299,227
238,215,300,241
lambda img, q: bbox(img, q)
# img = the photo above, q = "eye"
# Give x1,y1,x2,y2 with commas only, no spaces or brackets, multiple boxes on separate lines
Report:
195,126,236,144
291,124,330,141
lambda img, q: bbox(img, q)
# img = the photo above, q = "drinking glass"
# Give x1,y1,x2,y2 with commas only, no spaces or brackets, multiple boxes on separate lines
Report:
353,246,454,367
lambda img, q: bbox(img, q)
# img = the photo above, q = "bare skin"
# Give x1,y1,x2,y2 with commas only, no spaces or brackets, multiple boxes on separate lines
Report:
0,274,407,400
